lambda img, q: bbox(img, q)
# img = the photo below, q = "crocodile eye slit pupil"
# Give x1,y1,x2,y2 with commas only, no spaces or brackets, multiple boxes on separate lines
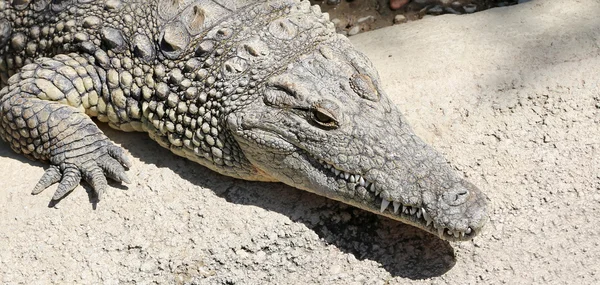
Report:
314,110,332,124
311,109,337,128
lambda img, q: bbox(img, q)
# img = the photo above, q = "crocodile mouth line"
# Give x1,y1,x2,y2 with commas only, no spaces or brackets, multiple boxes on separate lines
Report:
315,158,474,240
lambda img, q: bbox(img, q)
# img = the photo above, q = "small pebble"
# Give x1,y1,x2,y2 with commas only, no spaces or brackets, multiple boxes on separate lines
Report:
347,26,360,36
393,14,407,24
357,16,374,24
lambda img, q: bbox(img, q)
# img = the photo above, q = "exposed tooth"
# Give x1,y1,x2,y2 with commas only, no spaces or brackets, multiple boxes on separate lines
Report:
334,169,340,176
393,201,400,213
447,229,453,236
349,175,356,183
359,177,365,186
426,220,432,227
380,199,390,212
460,232,465,238
453,231,460,238
403,207,410,214
409,207,417,215
367,183,373,192
343,172,349,179
437,227,444,238
465,227,472,235
416,208,422,219
422,208,431,222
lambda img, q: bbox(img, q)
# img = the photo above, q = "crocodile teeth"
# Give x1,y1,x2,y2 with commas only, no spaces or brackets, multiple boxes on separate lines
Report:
373,183,381,196
409,207,417,215
320,161,372,187
422,208,430,221
393,201,401,213
422,208,433,226
380,199,390,212
437,227,445,238
317,159,480,237
359,176,365,186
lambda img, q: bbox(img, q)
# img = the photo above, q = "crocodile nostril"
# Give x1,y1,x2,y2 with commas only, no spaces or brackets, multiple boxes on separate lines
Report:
444,188,470,206
456,190,468,200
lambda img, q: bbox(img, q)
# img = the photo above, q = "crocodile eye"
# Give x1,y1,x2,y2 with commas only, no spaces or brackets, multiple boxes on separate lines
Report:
311,107,338,129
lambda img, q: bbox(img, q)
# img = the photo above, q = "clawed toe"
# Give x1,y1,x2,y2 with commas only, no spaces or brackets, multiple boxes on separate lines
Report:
82,165,108,200
30,144,131,202
99,155,131,184
52,165,82,200
31,165,83,201
32,166,61,195
108,145,132,169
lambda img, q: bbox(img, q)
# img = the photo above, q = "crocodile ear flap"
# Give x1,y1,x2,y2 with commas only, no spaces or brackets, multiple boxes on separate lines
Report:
263,85,299,108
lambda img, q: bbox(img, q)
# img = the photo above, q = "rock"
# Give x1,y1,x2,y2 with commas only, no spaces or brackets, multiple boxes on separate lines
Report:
393,14,407,24
347,25,361,36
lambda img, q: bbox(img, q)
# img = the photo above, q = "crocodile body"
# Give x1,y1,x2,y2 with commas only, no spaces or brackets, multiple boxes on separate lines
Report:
0,0,487,241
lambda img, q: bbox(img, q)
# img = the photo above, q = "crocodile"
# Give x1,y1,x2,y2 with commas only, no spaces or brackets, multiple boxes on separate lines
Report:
0,0,487,241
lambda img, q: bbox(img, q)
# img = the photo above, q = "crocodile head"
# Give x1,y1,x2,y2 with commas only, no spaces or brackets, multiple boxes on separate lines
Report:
226,30,487,241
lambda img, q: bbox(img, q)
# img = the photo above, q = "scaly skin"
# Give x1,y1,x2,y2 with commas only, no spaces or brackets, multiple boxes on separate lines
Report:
0,0,487,241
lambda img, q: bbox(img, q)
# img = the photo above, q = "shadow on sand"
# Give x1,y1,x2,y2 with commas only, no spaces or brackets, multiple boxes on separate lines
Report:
0,124,456,279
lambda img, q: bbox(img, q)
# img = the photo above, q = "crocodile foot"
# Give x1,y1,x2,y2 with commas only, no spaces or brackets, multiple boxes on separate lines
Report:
32,142,132,202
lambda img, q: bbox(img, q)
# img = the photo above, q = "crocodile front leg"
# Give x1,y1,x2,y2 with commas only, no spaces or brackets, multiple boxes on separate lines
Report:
0,53,131,201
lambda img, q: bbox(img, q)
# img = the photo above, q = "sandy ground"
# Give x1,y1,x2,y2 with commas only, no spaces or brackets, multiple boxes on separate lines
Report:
1,0,599,284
